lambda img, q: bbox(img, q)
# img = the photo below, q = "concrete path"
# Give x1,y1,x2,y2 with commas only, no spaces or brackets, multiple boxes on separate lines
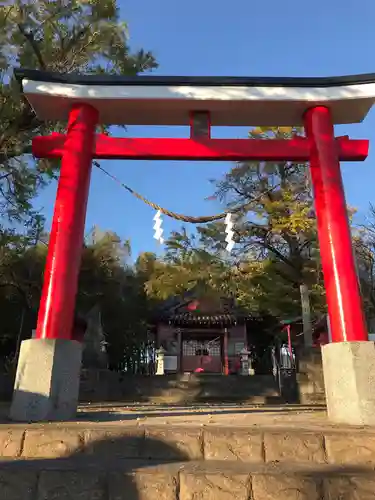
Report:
76,403,330,428
2,401,374,431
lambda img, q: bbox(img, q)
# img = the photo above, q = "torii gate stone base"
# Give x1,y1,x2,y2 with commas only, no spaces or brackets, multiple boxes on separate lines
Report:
9,69,375,424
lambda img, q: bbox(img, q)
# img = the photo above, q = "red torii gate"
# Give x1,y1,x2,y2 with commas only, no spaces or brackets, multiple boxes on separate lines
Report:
32,119,369,346
9,69,375,424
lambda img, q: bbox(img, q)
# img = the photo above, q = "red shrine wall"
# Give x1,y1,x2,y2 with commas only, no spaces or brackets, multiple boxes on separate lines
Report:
156,323,247,374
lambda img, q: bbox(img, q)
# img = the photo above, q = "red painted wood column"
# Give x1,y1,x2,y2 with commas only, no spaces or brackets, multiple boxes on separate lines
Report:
35,104,98,340
304,106,368,343
223,328,229,375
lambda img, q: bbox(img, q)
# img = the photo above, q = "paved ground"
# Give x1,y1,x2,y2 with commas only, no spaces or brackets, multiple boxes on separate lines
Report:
76,402,330,428
2,401,374,431
0,402,338,429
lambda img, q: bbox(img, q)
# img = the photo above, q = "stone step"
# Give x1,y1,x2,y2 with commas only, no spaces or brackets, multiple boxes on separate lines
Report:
2,423,375,467
79,372,282,404
144,394,283,405
0,458,374,499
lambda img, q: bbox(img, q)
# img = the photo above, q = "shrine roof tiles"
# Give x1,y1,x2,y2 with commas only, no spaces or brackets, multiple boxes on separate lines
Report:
167,312,246,326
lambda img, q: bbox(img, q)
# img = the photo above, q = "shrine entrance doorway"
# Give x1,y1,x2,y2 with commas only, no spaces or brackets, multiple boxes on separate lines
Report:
181,331,222,373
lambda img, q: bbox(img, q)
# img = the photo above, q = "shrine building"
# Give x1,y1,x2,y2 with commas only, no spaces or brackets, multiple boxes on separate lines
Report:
154,295,249,375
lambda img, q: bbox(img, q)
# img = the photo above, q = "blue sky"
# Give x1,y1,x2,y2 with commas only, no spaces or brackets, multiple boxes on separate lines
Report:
35,0,375,258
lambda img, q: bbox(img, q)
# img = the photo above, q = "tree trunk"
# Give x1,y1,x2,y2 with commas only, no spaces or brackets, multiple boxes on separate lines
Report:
300,283,313,347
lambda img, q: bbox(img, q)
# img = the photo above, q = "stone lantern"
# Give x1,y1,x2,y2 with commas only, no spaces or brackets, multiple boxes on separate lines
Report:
156,346,166,376
240,347,255,376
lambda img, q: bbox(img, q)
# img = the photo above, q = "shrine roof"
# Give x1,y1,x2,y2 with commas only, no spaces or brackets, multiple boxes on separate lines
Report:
157,294,253,327
15,69,375,127
167,312,244,327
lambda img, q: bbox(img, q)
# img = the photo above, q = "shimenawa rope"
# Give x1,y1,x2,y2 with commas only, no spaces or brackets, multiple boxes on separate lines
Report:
94,162,294,224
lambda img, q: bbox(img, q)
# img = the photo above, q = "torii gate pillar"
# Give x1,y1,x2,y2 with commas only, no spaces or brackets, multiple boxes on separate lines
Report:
9,69,375,424
10,104,98,422
304,106,375,425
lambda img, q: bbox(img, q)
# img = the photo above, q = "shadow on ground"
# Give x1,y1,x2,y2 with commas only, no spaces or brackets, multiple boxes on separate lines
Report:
0,433,189,499
0,433,374,499
1,367,321,407
0,392,370,499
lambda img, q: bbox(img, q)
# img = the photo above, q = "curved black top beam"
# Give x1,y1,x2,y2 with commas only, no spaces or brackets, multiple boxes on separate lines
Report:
14,68,375,126
14,68,375,88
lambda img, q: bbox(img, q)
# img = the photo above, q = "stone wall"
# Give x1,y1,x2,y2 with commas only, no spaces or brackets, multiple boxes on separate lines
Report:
2,458,375,499
0,363,325,405
0,345,326,407
5,424,375,463
0,369,281,404
79,371,281,404
276,347,326,405
1,425,375,499
296,347,326,404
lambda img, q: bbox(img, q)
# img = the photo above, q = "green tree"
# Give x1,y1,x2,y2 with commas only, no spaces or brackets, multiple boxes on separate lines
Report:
0,239,47,370
353,205,375,329
0,228,158,371
145,127,327,342
0,0,157,225
198,127,327,339
144,227,233,301
76,231,154,371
